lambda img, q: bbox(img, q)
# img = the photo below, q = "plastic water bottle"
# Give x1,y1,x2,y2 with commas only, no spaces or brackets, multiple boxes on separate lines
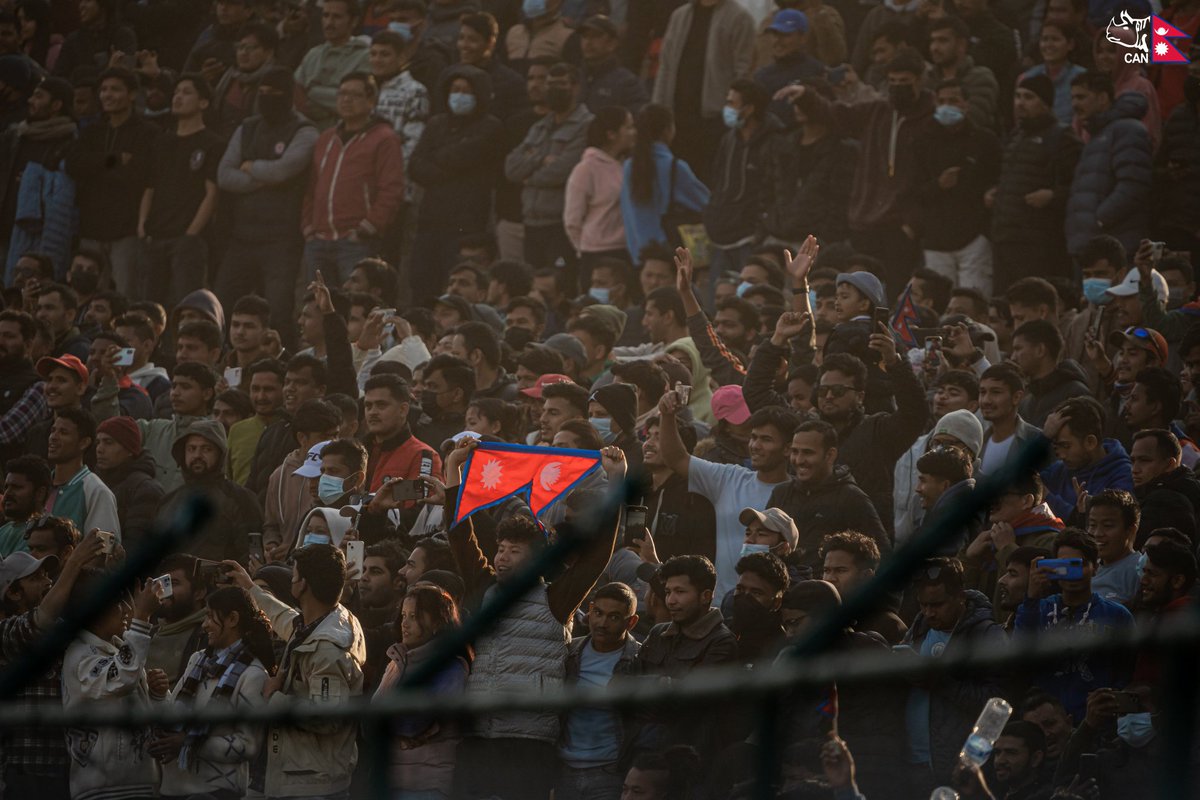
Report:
959,697,1013,766
930,789,959,800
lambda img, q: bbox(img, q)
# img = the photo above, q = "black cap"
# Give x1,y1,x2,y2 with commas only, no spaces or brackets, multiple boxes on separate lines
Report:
579,15,619,38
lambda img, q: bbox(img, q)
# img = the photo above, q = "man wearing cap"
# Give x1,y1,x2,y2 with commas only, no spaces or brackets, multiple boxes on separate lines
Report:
160,419,260,564
0,77,77,277
264,400,341,561
1095,325,1168,440
45,407,120,540
988,73,1080,290
1133,239,1200,343
754,9,823,119
736,507,802,582
94,416,163,550
1104,266,1170,332
544,332,589,384
432,293,473,337
589,382,641,469
579,15,646,113
25,353,88,463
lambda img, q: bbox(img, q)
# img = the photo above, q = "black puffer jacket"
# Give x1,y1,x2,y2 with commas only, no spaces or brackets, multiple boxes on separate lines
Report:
703,114,783,246
767,465,889,571
763,131,858,243
409,65,505,231
98,452,165,554
1134,466,1200,541
1065,94,1153,255
1157,100,1200,236
991,112,1080,246
1018,359,1090,428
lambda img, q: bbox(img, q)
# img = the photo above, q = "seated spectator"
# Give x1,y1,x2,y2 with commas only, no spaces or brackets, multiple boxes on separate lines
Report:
1085,489,1141,606
1039,398,1133,523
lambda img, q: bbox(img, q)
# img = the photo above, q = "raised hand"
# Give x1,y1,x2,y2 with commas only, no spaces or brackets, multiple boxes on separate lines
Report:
307,270,334,315
784,235,819,285
771,310,811,346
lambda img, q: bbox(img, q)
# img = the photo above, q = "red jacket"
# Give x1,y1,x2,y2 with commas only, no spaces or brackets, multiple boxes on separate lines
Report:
303,116,405,240
366,429,443,493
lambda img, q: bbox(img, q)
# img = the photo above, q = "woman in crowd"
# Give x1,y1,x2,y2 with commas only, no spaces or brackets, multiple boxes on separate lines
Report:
1020,21,1087,124
375,584,472,800
465,397,520,443
564,106,637,274
156,586,275,800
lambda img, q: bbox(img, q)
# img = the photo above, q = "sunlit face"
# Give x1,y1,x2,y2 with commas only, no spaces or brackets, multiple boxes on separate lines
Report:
789,430,834,484
663,574,710,624
1130,435,1178,487
1086,503,1134,563
588,596,635,650
822,549,870,593
997,560,1030,611
747,424,788,472
933,382,976,417
1121,381,1161,431
978,378,1020,423
494,538,535,581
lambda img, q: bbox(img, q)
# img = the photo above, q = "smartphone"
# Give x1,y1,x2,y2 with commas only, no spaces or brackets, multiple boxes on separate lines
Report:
624,505,648,548
224,366,243,389
925,335,943,353
391,479,426,502
194,559,225,586
1078,753,1099,782
114,347,136,367
674,382,691,406
1040,557,1084,581
152,574,173,600
1150,241,1166,263
1112,691,1142,714
873,306,891,329
93,530,115,556
345,540,365,575
376,307,397,319
248,532,265,564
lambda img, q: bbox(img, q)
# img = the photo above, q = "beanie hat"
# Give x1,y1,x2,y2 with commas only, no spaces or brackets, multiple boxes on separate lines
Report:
931,409,984,458
98,417,143,457
1018,74,1055,111
591,383,637,437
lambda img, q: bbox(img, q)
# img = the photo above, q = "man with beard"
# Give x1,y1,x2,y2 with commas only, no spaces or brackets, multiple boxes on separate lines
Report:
1130,429,1200,544
93,417,163,551
994,545,1052,630
34,283,89,362
356,541,407,691
45,407,119,538
145,552,208,683
991,722,1053,800
0,310,46,464
0,455,51,556
159,419,260,564
247,354,330,497
210,22,279,140
227,358,286,485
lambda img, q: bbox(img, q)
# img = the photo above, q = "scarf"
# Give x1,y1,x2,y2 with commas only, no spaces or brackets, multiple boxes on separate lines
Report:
177,640,256,768
213,62,276,111
15,115,76,142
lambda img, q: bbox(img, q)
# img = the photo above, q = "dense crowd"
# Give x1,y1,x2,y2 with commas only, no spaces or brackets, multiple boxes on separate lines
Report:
0,0,1196,798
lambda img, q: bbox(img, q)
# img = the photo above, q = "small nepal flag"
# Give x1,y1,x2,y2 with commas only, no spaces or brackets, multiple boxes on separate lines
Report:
454,442,602,524
890,284,921,349
1152,15,1190,63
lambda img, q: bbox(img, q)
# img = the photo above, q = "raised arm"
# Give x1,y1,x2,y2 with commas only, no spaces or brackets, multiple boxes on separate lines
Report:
654,390,692,479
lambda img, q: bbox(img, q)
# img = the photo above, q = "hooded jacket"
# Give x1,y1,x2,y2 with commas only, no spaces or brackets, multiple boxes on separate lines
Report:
173,288,226,335
901,590,1006,781
251,584,366,798
992,112,1081,248
1065,94,1154,255
97,451,164,552
763,129,857,243
90,376,202,494
1018,359,1091,429
703,113,783,246
264,448,314,554
563,146,627,254
767,466,889,571
1133,466,1200,535
160,419,262,564
665,337,714,424
1040,438,1134,521
292,506,354,553
409,65,505,231
505,100,594,228
303,115,405,240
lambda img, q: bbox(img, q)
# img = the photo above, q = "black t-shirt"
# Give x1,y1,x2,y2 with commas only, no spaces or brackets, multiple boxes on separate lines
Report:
145,127,223,238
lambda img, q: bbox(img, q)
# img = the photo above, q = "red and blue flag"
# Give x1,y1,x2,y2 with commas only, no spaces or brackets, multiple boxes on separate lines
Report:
890,284,921,349
454,442,602,523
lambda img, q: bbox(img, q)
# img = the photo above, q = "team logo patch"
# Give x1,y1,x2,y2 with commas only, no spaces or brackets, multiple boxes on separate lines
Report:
190,149,207,171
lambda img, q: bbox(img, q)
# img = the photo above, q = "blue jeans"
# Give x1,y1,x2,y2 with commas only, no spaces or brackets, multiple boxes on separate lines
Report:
302,237,375,285
555,764,623,800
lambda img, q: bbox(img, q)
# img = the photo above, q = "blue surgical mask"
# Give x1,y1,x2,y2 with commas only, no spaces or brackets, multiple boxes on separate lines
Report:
722,104,744,129
934,104,965,127
1082,277,1112,306
448,92,476,116
589,416,617,444
1117,712,1155,748
387,21,414,43
522,0,547,17
736,281,754,298
317,474,346,505
303,532,331,546
588,286,611,304
739,543,772,560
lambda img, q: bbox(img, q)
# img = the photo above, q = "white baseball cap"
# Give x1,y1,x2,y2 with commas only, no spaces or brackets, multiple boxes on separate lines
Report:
1106,268,1168,303
293,440,332,478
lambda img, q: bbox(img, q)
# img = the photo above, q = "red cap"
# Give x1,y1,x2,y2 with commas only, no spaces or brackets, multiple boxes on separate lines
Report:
1108,326,1169,366
36,354,88,384
519,374,573,399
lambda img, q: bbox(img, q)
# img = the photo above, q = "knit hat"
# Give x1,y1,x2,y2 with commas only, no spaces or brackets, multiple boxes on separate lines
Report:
579,304,628,339
711,385,751,425
98,417,143,457
591,383,637,436
1018,74,1055,110
930,409,984,458
836,271,885,308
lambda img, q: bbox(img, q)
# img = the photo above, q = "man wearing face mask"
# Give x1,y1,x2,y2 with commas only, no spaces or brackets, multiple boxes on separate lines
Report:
733,506,804,584
414,353,473,449
589,382,641,470
915,79,1001,296
725,551,788,662
216,68,318,349
506,0,575,76
1056,686,1160,795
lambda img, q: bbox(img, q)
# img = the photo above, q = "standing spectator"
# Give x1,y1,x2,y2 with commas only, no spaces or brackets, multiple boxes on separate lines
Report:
227,545,366,800
362,374,442,491
989,74,1080,289
916,78,1002,295
65,67,158,297
263,401,341,561
227,358,286,485
1086,488,1141,605
1019,22,1086,124
1091,26,1161,150
138,74,222,308
652,0,755,182
294,0,371,129
563,107,634,268
409,65,504,303
93,416,163,550
456,13,528,121
495,59,551,263
53,0,136,78
210,21,279,141
182,0,255,78
924,17,1000,133
978,363,1042,476
704,79,781,287
504,0,575,75
1010,320,1090,428
578,15,646,114
1156,70,1200,259
382,0,451,98
1064,71,1153,259
633,414,717,562
45,407,120,538
216,68,318,343
505,62,593,279
620,104,710,262
301,72,405,284
754,9,825,121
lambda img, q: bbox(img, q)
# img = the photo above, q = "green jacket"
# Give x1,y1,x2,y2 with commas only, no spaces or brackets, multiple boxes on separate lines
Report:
91,377,202,494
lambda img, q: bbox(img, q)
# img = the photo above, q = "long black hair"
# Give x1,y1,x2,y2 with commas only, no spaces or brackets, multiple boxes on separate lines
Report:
629,103,674,205
206,586,278,676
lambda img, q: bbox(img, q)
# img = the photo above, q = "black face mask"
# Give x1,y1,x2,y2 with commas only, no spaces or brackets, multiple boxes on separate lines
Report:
420,389,444,415
889,83,917,111
730,594,782,638
258,92,292,122
1186,76,1200,106
546,87,573,113
68,270,100,297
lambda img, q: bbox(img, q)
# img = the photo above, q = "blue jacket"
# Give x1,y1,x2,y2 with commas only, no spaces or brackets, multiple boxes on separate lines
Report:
1014,592,1133,721
1039,438,1133,520
620,142,709,258
6,160,77,280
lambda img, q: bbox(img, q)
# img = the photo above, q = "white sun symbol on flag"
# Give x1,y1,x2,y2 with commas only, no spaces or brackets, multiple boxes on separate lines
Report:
1156,41,1169,56
539,462,562,490
480,459,502,490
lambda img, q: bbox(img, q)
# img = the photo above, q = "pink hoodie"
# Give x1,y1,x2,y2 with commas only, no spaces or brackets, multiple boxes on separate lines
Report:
563,146,628,255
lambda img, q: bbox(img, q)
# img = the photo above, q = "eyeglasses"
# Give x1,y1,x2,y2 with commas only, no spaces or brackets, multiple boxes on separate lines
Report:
816,384,856,398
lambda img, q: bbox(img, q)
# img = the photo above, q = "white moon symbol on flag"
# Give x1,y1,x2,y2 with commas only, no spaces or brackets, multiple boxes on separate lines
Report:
539,462,562,490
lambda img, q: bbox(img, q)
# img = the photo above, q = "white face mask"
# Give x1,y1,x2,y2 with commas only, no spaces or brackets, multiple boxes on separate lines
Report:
739,542,772,559
1116,712,1155,748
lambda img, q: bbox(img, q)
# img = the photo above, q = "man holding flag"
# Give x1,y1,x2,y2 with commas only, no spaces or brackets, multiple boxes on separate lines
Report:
440,437,623,800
